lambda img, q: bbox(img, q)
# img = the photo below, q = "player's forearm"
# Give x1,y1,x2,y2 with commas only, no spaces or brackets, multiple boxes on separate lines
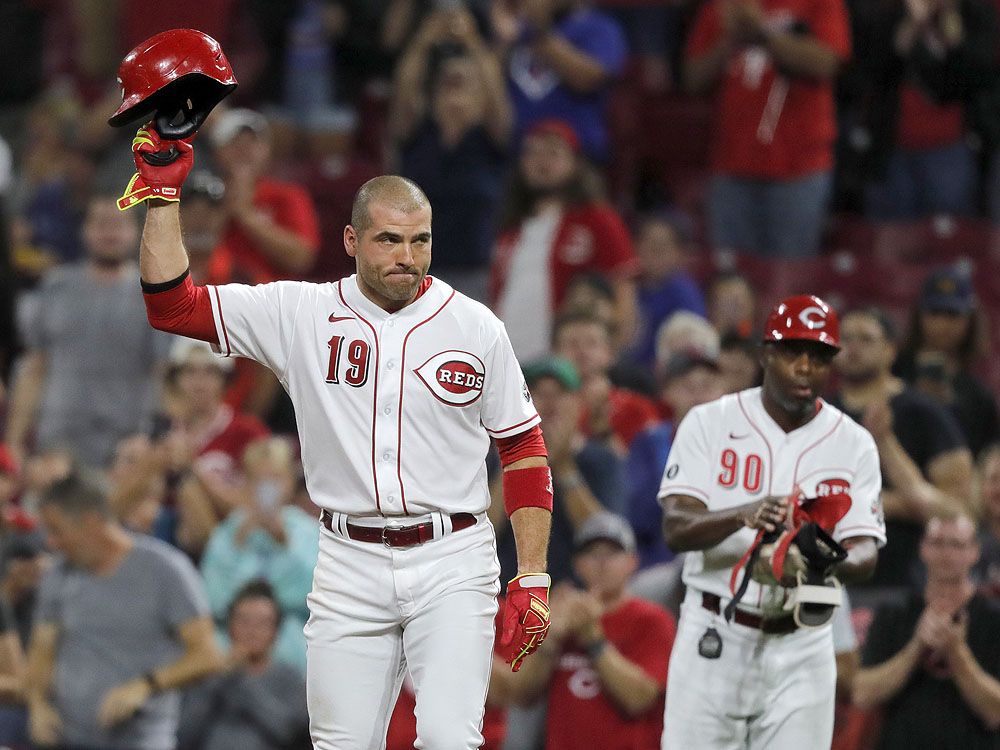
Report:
852,637,922,709
834,537,878,584
509,506,551,574
949,642,1000,729
662,496,752,552
590,644,662,717
141,201,190,284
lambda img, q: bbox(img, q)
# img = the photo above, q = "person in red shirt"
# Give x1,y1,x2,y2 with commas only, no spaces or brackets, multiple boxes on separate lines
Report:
553,311,661,452
504,511,676,750
208,108,321,284
489,118,638,360
848,0,996,219
685,0,850,257
112,340,270,556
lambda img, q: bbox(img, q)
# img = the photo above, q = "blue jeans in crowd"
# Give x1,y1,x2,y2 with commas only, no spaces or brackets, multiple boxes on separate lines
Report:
864,140,978,219
708,170,833,258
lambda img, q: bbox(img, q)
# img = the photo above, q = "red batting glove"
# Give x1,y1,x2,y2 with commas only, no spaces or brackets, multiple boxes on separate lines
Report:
498,573,551,672
118,124,194,211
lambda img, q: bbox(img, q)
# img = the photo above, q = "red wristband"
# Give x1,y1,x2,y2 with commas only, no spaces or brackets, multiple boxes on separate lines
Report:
502,466,554,516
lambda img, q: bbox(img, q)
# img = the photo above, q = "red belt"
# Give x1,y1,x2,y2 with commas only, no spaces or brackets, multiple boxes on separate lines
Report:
321,509,477,548
702,592,798,635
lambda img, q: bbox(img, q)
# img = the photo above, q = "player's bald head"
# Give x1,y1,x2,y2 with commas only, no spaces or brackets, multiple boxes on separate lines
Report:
350,176,430,234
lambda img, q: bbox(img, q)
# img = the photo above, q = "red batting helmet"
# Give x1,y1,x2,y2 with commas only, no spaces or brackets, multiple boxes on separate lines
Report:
762,294,840,350
108,29,237,140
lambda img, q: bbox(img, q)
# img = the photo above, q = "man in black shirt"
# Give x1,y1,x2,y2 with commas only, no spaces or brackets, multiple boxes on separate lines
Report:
853,512,1000,749
829,307,973,588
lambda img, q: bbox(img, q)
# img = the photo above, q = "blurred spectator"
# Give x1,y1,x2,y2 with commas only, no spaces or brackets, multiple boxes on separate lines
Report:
490,119,638,360
628,212,707,371
895,267,999,458
106,434,170,540
200,437,318,674
392,6,511,302
653,310,721,380
504,512,676,749
848,0,997,219
830,307,974,588
975,444,1000,596
854,511,1000,748
295,107,381,284
16,446,76,518
152,339,269,556
717,330,761,393
604,2,682,92
493,357,624,585
178,580,308,750
707,270,757,339
6,195,171,469
626,350,726,569
209,108,321,284
552,311,661,452
560,272,617,332
180,172,233,286
282,0,337,122
498,0,628,162
27,471,221,750
685,0,849,256
9,94,89,277
208,108,322,423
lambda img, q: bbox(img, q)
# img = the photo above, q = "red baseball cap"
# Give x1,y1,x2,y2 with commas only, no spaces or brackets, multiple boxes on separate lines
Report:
762,294,840,350
525,118,580,153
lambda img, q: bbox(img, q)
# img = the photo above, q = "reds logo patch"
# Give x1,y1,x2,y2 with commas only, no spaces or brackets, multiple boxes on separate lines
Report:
415,351,486,406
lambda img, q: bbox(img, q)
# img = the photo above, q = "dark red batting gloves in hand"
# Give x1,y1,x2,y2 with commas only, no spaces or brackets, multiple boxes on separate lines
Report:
118,125,194,211
499,574,551,672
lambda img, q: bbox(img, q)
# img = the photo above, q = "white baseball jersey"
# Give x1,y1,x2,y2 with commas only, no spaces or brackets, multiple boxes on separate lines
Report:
206,274,540,517
659,387,885,616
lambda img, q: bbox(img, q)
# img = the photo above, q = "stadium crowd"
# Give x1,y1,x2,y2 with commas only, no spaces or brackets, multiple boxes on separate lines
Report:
2,0,1000,748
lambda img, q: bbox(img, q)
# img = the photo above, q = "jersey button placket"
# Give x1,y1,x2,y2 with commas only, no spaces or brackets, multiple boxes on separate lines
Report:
376,320,403,513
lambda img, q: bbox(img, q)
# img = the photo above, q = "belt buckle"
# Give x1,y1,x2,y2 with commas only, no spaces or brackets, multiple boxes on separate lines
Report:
381,524,405,547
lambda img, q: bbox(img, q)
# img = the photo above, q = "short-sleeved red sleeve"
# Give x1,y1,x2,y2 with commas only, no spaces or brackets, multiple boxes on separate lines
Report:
688,0,850,178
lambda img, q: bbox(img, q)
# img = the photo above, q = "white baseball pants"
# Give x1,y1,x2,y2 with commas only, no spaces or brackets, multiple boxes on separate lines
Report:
305,513,500,750
662,593,836,750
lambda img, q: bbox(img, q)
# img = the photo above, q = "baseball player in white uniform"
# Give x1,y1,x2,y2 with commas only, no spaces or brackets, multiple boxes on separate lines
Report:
122,126,554,750
659,295,886,750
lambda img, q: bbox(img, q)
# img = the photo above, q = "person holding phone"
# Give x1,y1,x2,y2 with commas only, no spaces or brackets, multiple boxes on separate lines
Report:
199,437,319,674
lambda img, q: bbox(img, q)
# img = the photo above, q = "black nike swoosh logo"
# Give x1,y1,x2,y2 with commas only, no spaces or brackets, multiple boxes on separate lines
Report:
328,314,354,322
729,432,750,440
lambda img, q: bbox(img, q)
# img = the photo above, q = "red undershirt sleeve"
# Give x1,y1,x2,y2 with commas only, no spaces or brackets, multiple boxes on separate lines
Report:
496,425,547,467
142,271,218,344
